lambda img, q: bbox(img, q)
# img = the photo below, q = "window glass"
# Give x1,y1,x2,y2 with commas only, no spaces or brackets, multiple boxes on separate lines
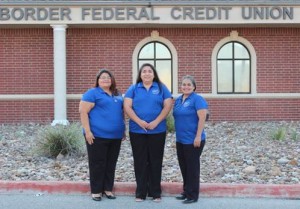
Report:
217,60,233,93
235,61,250,92
139,43,154,59
156,61,172,91
217,41,251,94
218,43,233,59
234,43,250,59
156,43,171,59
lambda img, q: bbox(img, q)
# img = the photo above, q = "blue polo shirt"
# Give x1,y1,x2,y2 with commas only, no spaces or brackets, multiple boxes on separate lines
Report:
81,87,125,139
125,82,172,134
173,92,208,144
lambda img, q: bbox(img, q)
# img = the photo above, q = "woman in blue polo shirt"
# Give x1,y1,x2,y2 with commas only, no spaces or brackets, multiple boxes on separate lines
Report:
173,75,208,204
124,63,173,202
79,69,125,201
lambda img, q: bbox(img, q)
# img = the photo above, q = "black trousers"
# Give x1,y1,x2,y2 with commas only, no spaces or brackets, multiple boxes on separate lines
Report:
176,141,205,200
129,132,166,199
85,137,121,194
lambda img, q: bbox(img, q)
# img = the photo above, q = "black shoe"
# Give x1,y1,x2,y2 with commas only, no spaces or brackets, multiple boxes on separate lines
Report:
92,196,102,201
175,194,186,200
182,199,197,204
103,192,116,199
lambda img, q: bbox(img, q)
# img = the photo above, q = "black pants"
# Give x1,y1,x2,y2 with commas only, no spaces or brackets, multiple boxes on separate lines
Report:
176,141,205,200
85,137,121,194
129,132,166,199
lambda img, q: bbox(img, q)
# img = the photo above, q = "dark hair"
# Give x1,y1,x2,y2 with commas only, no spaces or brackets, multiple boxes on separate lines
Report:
95,68,119,96
136,63,162,91
182,75,196,91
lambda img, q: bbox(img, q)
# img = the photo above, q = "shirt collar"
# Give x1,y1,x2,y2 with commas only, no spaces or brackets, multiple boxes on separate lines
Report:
97,87,112,96
137,81,158,88
97,87,104,93
179,92,195,101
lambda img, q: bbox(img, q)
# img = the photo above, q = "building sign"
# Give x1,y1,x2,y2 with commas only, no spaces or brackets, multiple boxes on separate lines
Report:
0,6,298,25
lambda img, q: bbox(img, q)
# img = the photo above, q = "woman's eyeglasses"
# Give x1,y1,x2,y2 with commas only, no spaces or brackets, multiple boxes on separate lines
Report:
99,76,111,80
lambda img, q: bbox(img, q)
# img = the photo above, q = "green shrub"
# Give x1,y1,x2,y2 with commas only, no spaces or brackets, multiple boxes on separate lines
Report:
166,112,175,133
34,123,85,158
271,127,286,141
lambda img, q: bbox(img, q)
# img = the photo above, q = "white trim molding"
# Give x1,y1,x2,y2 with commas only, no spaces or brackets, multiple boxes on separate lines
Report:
0,94,54,100
1,93,299,101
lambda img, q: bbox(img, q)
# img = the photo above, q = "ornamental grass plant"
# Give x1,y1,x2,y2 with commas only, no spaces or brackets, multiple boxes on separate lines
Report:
271,127,286,141
34,123,85,158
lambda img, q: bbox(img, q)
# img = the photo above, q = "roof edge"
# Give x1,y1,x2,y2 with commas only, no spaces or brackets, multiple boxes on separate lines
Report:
1,1,300,7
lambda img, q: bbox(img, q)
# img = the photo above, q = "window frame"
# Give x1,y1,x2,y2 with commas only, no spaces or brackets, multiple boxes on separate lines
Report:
217,41,251,94
132,31,178,94
137,41,173,93
211,31,257,95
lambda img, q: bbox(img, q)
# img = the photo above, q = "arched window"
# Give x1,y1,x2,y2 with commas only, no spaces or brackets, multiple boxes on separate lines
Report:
217,41,251,93
212,31,257,95
138,41,173,92
132,31,178,94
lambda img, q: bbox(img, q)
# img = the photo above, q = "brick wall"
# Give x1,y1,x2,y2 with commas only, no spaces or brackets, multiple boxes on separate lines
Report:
0,100,53,123
0,29,53,94
0,28,299,123
207,98,300,121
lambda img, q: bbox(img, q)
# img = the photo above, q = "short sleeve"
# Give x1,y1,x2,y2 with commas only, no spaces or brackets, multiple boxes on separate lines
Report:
195,95,208,110
124,84,136,99
81,88,96,103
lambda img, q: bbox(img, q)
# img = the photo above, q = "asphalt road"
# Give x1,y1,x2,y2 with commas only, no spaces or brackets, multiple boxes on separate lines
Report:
0,193,300,209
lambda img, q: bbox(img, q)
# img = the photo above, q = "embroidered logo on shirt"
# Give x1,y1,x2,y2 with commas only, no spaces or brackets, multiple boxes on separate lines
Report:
152,89,160,95
183,101,190,107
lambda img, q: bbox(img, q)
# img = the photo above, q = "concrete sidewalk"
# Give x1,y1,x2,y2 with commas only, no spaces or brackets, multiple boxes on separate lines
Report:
0,181,300,199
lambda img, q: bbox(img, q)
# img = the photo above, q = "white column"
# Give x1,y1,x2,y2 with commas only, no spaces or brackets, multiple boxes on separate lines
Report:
51,25,69,126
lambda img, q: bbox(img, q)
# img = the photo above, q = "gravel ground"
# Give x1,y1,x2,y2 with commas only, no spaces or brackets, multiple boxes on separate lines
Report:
0,121,299,184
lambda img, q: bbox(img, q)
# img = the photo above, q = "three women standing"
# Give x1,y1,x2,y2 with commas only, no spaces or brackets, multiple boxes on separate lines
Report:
80,67,206,204
173,75,208,204
79,69,125,201
124,63,173,202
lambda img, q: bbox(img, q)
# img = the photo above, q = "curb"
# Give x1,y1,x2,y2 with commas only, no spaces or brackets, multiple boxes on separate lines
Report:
1,181,300,199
